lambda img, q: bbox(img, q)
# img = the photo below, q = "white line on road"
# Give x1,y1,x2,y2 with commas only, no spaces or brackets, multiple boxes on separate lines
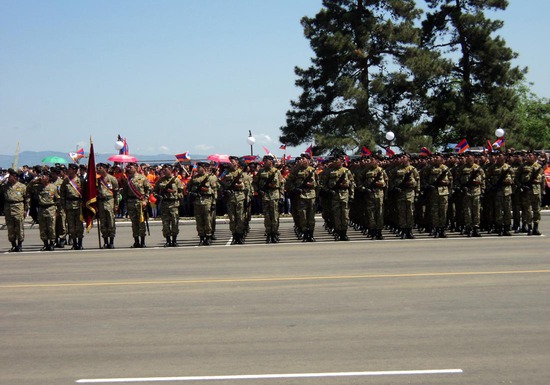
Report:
76,369,463,383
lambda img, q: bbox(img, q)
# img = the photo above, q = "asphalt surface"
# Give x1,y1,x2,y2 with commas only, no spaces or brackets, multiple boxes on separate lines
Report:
1,214,549,385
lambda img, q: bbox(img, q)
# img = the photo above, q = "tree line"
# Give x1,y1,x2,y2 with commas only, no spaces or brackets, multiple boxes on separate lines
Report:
280,0,550,154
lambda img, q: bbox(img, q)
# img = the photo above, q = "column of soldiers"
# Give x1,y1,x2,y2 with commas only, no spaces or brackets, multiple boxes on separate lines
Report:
2,150,548,252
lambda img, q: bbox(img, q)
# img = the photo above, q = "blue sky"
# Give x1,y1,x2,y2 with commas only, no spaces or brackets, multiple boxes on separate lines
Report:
1,0,548,159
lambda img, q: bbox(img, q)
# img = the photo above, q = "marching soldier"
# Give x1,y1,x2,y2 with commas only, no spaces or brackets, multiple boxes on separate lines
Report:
187,162,215,245
486,153,515,236
362,156,388,240
518,152,545,235
220,156,247,244
424,155,452,238
389,155,420,239
60,163,86,250
1,168,29,252
253,155,285,243
457,153,485,237
121,163,152,248
319,154,355,241
50,167,67,248
208,163,220,241
32,170,59,251
154,164,183,247
96,163,119,248
285,154,318,242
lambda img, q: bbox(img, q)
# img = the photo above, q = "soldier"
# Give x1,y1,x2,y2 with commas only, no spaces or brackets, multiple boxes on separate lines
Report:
121,163,152,248
389,155,420,239
32,170,59,251
457,153,486,237
285,154,318,242
361,156,388,240
486,153,515,236
207,163,220,241
220,156,247,244
50,167,67,248
60,163,86,250
153,164,183,247
424,155,452,238
518,152,545,235
319,154,355,241
187,162,215,245
1,168,29,252
253,155,285,243
96,163,119,249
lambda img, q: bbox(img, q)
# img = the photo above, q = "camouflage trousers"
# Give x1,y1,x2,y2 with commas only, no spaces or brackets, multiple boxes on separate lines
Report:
194,200,213,237
463,194,481,229
226,197,246,234
294,198,316,232
98,198,116,238
4,203,25,242
127,199,147,237
429,193,449,228
66,207,84,238
38,205,57,241
520,190,542,225
365,194,384,230
160,202,180,238
492,192,512,227
262,199,280,233
331,198,350,232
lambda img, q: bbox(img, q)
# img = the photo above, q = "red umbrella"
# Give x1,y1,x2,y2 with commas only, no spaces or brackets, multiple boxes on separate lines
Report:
108,154,137,163
207,154,230,163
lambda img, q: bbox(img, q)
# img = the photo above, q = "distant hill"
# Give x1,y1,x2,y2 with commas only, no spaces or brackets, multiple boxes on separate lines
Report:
0,151,206,169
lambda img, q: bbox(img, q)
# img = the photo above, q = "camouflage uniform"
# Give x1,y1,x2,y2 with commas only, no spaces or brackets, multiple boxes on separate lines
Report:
486,156,514,235
208,169,220,240
97,169,119,248
51,171,67,247
253,156,285,243
187,164,215,245
285,157,318,242
31,175,59,250
517,154,545,235
319,157,354,241
154,168,184,246
121,165,152,247
424,159,452,237
60,171,86,250
361,160,388,240
457,157,485,237
1,171,29,251
220,158,247,244
390,159,420,239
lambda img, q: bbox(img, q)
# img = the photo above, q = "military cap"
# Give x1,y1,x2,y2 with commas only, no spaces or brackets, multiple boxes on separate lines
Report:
68,163,78,170
300,153,311,160
263,154,274,161
96,163,109,169
229,156,240,162
50,166,61,174
41,169,52,177
7,168,18,176
194,161,208,168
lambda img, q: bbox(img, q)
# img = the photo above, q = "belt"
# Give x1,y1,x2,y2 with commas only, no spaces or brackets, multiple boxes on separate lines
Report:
98,197,114,201
5,200,24,204
65,197,82,201
39,203,55,208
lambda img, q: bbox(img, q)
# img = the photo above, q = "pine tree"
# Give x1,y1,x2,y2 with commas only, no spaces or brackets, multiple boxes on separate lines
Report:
279,0,424,154
421,0,525,147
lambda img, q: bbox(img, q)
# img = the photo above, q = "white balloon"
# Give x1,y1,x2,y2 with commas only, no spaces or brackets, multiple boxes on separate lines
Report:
495,128,505,138
385,131,395,141
114,140,124,151
247,136,256,145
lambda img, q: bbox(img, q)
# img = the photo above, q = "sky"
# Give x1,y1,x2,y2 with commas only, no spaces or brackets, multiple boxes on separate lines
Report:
1,0,548,159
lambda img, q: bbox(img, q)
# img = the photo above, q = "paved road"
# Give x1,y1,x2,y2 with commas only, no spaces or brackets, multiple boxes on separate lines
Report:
1,215,549,384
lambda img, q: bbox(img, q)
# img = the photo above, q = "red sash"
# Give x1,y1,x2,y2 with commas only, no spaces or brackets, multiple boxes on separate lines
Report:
68,178,82,197
128,177,145,200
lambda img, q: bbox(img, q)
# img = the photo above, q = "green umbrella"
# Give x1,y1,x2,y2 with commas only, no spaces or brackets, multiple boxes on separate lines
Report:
41,156,69,164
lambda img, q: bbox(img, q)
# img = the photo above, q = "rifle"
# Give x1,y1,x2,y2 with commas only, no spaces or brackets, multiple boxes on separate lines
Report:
365,169,383,193
222,170,243,201
321,169,347,197
291,169,314,198
259,169,278,196
522,164,541,191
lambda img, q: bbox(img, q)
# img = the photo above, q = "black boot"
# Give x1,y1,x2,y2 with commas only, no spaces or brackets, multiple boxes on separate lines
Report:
527,225,533,236
58,237,66,248
502,226,512,236
532,223,541,236
203,236,211,246
109,237,115,249
165,236,172,247
376,229,384,240
171,236,178,247
210,233,217,241
16,240,23,252
439,228,447,238
71,237,78,250
132,237,140,248
42,240,49,250
78,238,84,250
140,236,146,248
47,240,55,251
103,237,109,249
472,227,482,237
10,240,17,252
271,233,279,243
339,231,349,241
406,229,415,239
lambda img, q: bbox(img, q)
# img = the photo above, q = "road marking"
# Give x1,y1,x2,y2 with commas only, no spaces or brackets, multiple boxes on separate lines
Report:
2,269,550,289
76,369,463,383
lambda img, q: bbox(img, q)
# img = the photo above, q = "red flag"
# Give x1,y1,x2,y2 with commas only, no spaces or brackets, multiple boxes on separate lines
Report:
420,147,432,157
305,144,313,156
361,146,372,156
486,140,493,153
279,144,287,150
386,147,396,157
84,140,98,232
262,146,271,154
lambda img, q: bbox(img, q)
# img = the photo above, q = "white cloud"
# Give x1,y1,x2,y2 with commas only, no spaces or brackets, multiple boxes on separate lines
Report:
159,145,170,152
195,144,214,151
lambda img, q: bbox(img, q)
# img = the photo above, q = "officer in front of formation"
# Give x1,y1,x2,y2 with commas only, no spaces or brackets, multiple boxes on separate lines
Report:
220,156,247,244
1,168,29,252
253,155,285,243
319,154,355,241
424,154,452,238
154,164,183,247
60,163,86,250
517,152,546,235
389,155,420,239
121,163,152,248
96,163,119,249
187,162,216,245
361,155,388,240
285,153,318,242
